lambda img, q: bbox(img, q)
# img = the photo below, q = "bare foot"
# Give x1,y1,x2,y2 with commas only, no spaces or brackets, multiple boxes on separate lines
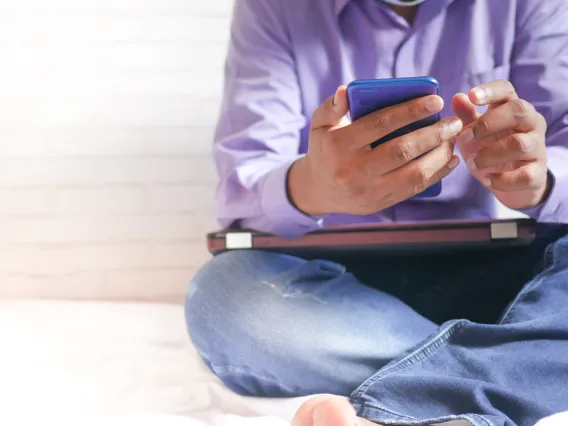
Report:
291,395,377,426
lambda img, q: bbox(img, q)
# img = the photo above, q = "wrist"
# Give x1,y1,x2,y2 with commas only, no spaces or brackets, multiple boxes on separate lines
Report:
287,157,327,217
517,170,553,210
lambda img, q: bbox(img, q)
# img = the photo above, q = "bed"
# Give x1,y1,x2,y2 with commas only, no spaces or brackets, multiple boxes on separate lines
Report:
0,299,565,426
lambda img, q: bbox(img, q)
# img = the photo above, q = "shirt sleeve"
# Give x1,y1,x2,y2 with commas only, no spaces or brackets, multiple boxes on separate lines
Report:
511,1,568,222
213,0,322,238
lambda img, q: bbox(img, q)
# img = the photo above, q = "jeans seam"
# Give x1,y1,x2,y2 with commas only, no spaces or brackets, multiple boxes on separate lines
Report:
356,402,418,421
469,414,494,426
355,407,491,426
351,320,467,401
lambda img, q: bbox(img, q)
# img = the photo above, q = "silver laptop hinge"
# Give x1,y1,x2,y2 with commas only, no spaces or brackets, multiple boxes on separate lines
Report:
225,232,253,249
490,222,518,240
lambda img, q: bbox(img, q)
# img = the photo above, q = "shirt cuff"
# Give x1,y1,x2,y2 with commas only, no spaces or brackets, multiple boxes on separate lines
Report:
259,158,323,238
519,155,567,222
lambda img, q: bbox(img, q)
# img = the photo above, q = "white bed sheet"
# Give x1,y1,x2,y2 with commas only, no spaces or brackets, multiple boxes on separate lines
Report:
0,300,564,426
0,300,311,425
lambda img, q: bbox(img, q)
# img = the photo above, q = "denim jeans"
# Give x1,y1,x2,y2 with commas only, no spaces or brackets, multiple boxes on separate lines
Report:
185,224,568,426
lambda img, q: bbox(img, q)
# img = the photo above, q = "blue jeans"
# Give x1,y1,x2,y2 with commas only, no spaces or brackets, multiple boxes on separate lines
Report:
185,225,568,426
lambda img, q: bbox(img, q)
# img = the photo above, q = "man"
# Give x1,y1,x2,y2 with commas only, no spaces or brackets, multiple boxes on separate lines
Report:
185,0,568,425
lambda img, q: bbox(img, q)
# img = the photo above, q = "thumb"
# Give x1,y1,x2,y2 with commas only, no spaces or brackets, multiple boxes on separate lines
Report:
311,85,349,131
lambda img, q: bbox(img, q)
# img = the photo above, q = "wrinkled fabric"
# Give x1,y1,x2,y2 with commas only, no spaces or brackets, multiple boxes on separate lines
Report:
215,0,568,238
186,225,568,425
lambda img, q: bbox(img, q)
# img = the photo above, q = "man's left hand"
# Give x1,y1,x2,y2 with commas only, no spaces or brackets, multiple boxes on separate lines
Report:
452,80,551,210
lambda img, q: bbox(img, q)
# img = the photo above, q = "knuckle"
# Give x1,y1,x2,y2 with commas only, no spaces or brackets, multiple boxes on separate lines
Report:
407,104,420,120
435,124,447,145
477,117,492,134
316,98,335,122
518,168,536,188
411,164,430,187
323,97,334,114
442,143,455,160
413,181,427,195
510,99,531,120
393,137,416,163
509,133,530,154
370,114,389,132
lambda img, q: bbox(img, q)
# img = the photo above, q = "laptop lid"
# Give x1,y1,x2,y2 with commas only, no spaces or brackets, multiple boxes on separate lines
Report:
207,218,537,258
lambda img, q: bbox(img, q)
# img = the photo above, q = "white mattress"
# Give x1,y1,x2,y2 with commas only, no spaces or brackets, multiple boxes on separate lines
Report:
0,300,565,426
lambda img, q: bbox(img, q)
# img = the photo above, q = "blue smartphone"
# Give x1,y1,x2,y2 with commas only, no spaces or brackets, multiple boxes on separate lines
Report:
347,76,442,198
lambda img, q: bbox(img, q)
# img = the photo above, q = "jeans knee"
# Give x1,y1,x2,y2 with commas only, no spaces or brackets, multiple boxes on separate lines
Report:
184,251,347,363
184,251,298,360
183,250,433,397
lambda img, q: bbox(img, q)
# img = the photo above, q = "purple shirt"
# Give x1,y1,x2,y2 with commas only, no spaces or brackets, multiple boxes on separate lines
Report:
214,0,568,238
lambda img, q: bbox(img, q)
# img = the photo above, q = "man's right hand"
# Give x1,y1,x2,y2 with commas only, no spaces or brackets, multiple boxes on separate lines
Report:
288,85,464,216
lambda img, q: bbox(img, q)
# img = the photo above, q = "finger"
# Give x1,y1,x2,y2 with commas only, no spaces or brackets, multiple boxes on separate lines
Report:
456,98,538,145
312,396,358,426
379,141,459,202
469,79,518,106
366,116,462,176
489,162,547,192
473,133,538,171
339,95,444,150
311,85,349,131
452,93,480,125
292,395,358,426
291,396,331,426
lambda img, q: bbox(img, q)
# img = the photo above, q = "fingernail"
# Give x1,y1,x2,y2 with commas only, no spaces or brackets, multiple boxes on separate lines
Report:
456,128,475,145
333,86,342,106
473,88,486,101
448,156,460,170
426,97,443,113
482,177,492,187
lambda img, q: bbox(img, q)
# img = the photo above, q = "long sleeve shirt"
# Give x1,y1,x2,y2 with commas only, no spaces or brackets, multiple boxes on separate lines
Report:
214,0,568,238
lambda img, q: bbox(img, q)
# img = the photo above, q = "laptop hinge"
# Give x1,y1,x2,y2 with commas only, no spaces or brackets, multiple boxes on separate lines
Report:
225,232,253,249
490,222,518,240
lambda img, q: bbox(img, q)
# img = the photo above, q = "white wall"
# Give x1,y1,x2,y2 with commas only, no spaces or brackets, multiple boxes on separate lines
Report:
0,0,235,303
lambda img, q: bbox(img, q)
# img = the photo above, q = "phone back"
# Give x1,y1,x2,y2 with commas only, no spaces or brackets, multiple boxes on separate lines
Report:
347,77,442,197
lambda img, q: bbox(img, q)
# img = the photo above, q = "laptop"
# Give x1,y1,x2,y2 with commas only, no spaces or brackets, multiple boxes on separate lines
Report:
207,218,537,258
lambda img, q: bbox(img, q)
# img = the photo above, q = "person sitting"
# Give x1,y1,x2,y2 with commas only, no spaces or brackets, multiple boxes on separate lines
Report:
186,1,568,425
